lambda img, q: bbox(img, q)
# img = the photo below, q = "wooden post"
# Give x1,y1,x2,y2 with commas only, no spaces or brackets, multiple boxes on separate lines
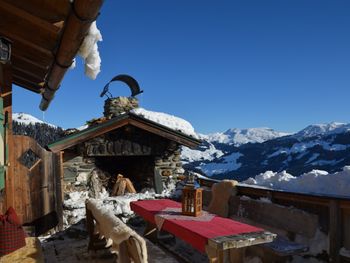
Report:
329,200,341,263
54,152,64,230
0,62,13,212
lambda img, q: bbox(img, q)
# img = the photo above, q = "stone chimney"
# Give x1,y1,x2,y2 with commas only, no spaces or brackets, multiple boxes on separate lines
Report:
103,96,139,119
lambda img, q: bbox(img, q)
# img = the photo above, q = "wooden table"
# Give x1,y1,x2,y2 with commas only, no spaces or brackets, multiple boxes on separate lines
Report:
130,199,276,263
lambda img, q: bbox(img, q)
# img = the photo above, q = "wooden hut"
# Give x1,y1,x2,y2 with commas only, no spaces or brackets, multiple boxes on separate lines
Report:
0,0,104,234
48,112,201,195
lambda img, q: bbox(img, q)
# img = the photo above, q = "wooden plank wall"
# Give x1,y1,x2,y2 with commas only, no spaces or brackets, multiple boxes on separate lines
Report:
8,135,62,228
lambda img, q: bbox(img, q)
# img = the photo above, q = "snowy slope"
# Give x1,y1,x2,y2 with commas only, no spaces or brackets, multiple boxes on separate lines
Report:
13,112,56,127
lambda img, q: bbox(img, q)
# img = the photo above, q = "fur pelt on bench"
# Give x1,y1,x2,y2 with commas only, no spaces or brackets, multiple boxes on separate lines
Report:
86,199,148,263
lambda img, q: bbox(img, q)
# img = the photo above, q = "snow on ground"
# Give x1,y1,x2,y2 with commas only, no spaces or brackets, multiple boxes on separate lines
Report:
131,108,199,138
242,166,350,197
13,112,56,127
197,152,243,176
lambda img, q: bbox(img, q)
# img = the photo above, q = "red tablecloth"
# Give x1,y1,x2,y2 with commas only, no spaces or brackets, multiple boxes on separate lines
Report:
130,199,262,252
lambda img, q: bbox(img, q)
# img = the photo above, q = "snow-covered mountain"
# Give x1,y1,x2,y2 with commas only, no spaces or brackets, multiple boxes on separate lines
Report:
202,127,289,146
183,123,350,181
293,122,350,139
13,112,56,127
182,127,288,163
13,113,64,147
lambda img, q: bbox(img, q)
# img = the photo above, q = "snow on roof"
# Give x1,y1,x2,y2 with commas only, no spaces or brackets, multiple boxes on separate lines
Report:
131,108,199,139
242,166,350,197
74,21,102,80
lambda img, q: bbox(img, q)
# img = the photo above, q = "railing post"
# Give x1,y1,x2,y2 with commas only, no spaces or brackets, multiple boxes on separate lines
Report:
329,200,341,263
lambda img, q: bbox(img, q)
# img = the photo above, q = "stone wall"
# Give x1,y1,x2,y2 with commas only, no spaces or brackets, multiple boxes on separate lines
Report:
63,156,97,192
103,96,138,118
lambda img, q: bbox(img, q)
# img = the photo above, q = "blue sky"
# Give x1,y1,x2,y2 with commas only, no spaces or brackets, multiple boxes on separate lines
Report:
13,0,350,134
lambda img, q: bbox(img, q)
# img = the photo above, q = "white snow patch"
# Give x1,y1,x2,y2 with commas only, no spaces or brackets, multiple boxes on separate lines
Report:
295,229,329,256
197,152,243,176
311,159,344,166
77,21,102,80
306,153,320,164
131,108,199,138
181,143,224,162
243,166,350,197
340,247,350,258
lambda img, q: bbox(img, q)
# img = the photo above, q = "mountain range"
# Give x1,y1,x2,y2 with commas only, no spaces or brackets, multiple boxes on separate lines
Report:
12,113,350,181
182,123,350,181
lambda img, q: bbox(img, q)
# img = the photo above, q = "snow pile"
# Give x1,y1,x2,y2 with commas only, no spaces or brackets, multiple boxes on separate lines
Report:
77,21,102,80
204,127,289,146
63,188,173,226
197,152,243,176
131,108,199,139
13,112,56,127
243,166,350,197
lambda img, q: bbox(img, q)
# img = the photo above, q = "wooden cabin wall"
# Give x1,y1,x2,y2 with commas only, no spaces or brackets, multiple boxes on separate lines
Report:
4,135,63,233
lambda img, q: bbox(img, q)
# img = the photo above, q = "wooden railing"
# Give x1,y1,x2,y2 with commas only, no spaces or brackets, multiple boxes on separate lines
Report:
199,178,350,263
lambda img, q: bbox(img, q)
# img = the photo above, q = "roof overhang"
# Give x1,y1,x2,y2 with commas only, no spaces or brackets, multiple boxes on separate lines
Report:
0,0,104,110
48,113,202,153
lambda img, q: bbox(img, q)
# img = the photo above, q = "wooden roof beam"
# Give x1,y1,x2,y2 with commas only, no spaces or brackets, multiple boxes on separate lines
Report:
2,0,71,24
11,55,48,78
13,77,42,94
0,0,61,52
40,0,104,111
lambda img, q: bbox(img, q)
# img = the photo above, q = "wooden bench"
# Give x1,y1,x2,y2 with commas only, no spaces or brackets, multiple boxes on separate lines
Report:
86,198,179,263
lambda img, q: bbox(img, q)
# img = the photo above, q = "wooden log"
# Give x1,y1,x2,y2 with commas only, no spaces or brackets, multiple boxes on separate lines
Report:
3,0,71,23
125,178,136,194
117,180,127,196
111,174,123,196
40,0,104,110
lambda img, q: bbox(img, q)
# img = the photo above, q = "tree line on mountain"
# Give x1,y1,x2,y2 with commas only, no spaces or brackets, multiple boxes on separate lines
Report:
13,121,65,147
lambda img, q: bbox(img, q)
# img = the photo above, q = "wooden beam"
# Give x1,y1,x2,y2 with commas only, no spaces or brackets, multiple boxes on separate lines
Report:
0,63,13,212
0,0,61,52
12,68,43,85
40,0,104,111
49,119,129,153
13,77,42,94
2,0,71,23
12,54,49,74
